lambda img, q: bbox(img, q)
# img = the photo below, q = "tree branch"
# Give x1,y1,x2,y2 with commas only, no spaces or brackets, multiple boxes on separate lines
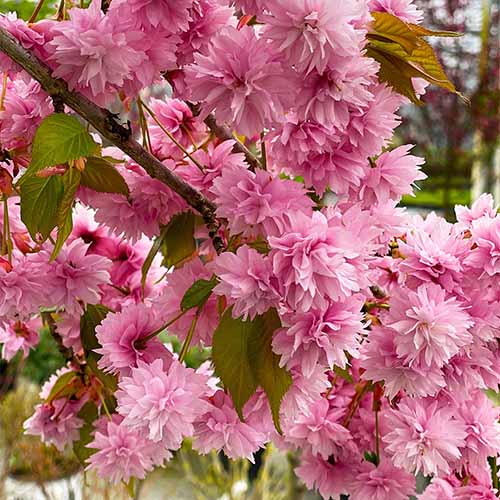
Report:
203,113,262,172
0,28,223,250
185,101,262,172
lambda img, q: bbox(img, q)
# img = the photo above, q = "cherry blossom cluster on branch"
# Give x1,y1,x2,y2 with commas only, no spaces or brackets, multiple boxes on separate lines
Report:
0,0,499,499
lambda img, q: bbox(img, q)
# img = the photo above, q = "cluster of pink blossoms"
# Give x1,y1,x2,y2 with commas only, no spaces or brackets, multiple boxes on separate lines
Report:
0,0,499,498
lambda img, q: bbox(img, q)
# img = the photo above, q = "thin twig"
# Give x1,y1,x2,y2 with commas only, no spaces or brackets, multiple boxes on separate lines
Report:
187,103,262,172
140,100,206,173
28,0,47,23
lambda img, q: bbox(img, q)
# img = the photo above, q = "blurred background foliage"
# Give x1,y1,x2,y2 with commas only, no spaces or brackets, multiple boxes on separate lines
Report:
398,0,499,218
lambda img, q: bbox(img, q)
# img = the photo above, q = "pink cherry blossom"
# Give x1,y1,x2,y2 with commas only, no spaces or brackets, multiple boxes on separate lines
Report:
2,0,499,493
387,283,474,368
0,252,52,322
263,0,366,74
95,303,172,376
418,477,456,500
109,0,194,33
349,460,416,500
193,390,267,462
212,246,279,320
273,296,364,376
398,212,469,293
86,416,157,484
0,77,52,150
269,211,361,311
211,165,313,238
457,391,500,469
185,26,293,136
179,140,248,198
443,344,500,399
56,312,82,353
176,0,233,66
346,83,403,157
0,319,39,361
383,397,467,475
48,239,111,314
294,59,377,128
24,399,84,451
369,0,424,23
157,258,219,345
455,193,497,230
147,97,205,161
269,114,340,166
88,163,186,241
295,453,354,499
231,0,267,16
466,216,500,276
285,146,368,196
360,326,446,398
0,13,46,73
358,145,426,205
285,398,357,460
117,358,209,448
46,1,146,106
453,484,499,500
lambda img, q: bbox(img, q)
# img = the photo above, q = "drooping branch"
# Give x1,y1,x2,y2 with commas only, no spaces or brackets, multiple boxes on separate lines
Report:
0,28,223,248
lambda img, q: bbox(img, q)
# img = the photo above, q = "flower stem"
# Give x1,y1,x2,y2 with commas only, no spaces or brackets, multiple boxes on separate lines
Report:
56,0,65,21
260,131,267,170
0,72,7,111
343,381,370,427
99,390,113,420
140,308,190,345
2,197,12,264
179,307,201,363
140,100,206,173
375,409,380,465
28,0,47,23
137,97,152,153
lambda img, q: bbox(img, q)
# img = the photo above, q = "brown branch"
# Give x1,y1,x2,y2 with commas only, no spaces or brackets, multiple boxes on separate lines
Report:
187,102,262,172
0,28,224,251
203,113,262,172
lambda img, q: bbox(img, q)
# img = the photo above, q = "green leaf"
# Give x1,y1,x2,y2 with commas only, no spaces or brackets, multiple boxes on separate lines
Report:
334,365,354,384
212,308,291,432
31,114,98,171
51,168,81,260
73,401,99,465
80,156,129,196
19,172,64,240
142,212,197,288
247,309,291,434
45,371,79,403
364,451,380,465
247,239,271,255
141,230,168,292
181,277,218,311
80,304,110,362
161,211,197,268
212,309,259,419
367,12,461,102
368,12,420,53
86,356,118,394
485,388,500,407
407,24,462,38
